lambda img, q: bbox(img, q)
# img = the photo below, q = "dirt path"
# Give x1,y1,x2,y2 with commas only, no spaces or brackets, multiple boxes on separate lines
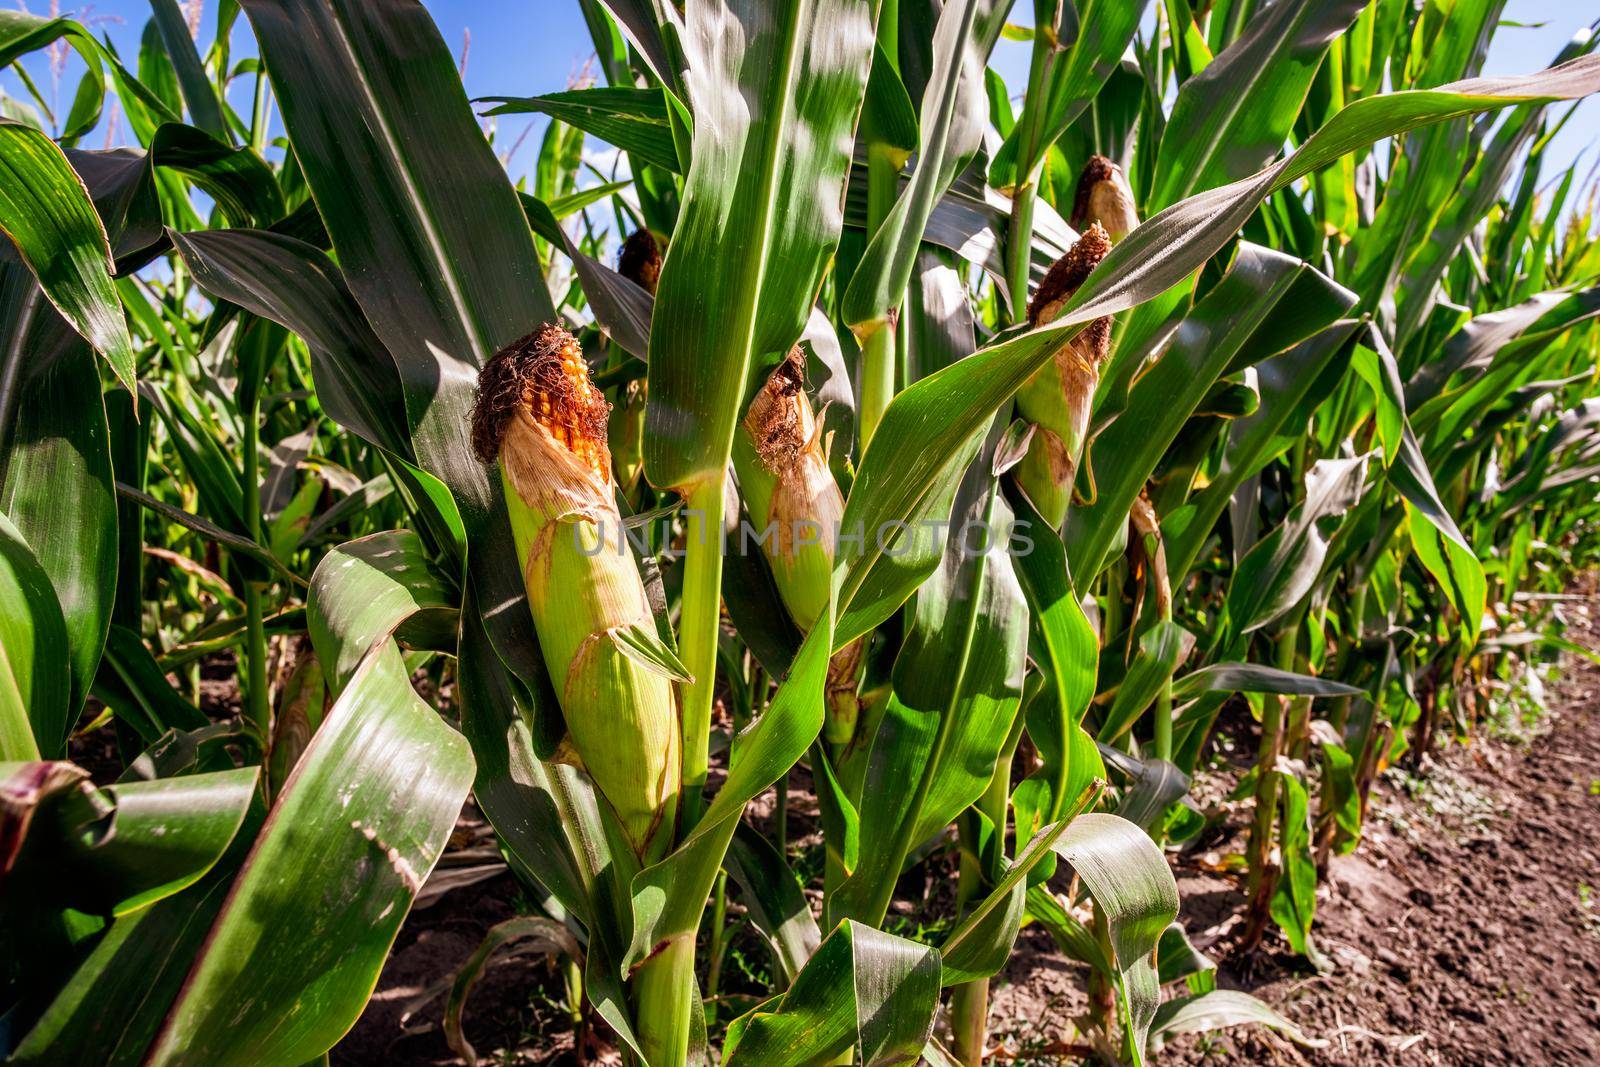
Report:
1153,589,1600,1066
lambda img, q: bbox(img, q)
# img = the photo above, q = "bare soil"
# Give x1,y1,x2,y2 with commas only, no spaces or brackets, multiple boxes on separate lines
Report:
994,585,1600,1066
1162,598,1600,1067
334,588,1600,1065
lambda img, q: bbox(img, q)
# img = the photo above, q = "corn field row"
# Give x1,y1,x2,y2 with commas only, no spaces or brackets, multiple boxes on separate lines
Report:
2,1,1599,1065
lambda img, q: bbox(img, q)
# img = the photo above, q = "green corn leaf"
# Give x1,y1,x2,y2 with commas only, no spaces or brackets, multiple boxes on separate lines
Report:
1097,746,1190,833
5,805,262,1066
1097,620,1192,744
3,762,258,917
1170,663,1363,703
1363,327,1488,644
722,919,941,1067
1405,287,1600,410
610,619,694,682
0,11,106,140
1156,921,1214,986
833,427,981,647
938,787,1105,985
890,456,1028,846
141,642,474,1066
147,0,228,139
1111,0,1368,403
0,514,69,760
170,228,412,459
841,0,1009,328
1148,989,1325,1052
520,191,653,361
643,0,875,493
1347,0,1514,311
116,481,300,587
987,0,1149,193
1148,0,1368,212
482,86,683,173
831,445,1027,928
842,163,1081,309
1224,453,1372,639
946,812,1177,1062
1403,479,1488,645
1414,288,1600,449
1267,770,1317,957
0,122,136,391
1024,881,1111,976
95,624,211,744
0,249,117,731
726,822,823,986
547,178,634,220
1007,486,1103,846
144,124,284,226
1070,246,1356,581
307,532,459,693
1165,320,1360,579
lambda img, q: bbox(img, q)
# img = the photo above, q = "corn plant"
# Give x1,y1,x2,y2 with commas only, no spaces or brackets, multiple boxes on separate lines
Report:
2,1,1599,1066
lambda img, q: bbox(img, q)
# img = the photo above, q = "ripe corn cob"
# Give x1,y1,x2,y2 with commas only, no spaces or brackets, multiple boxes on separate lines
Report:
1071,155,1139,241
732,349,863,743
472,324,679,861
732,348,841,632
1013,224,1115,529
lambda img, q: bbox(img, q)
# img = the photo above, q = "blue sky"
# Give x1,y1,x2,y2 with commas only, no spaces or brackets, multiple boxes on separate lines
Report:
5,1,1596,218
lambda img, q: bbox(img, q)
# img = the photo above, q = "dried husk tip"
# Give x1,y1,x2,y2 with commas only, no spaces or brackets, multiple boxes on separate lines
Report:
1071,155,1140,242
473,323,679,860
1015,225,1115,529
1128,488,1171,621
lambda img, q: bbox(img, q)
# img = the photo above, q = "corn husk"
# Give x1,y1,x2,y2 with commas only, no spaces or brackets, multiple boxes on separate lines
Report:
732,349,866,743
1014,224,1115,529
473,324,679,860
1128,488,1171,620
732,348,842,632
823,636,865,745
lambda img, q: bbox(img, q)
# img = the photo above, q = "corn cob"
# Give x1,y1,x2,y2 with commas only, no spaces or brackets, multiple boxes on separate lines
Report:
473,324,679,860
1013,224,1115,529
1070,155,1139,241
732,348,841,632
732,348,864,743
